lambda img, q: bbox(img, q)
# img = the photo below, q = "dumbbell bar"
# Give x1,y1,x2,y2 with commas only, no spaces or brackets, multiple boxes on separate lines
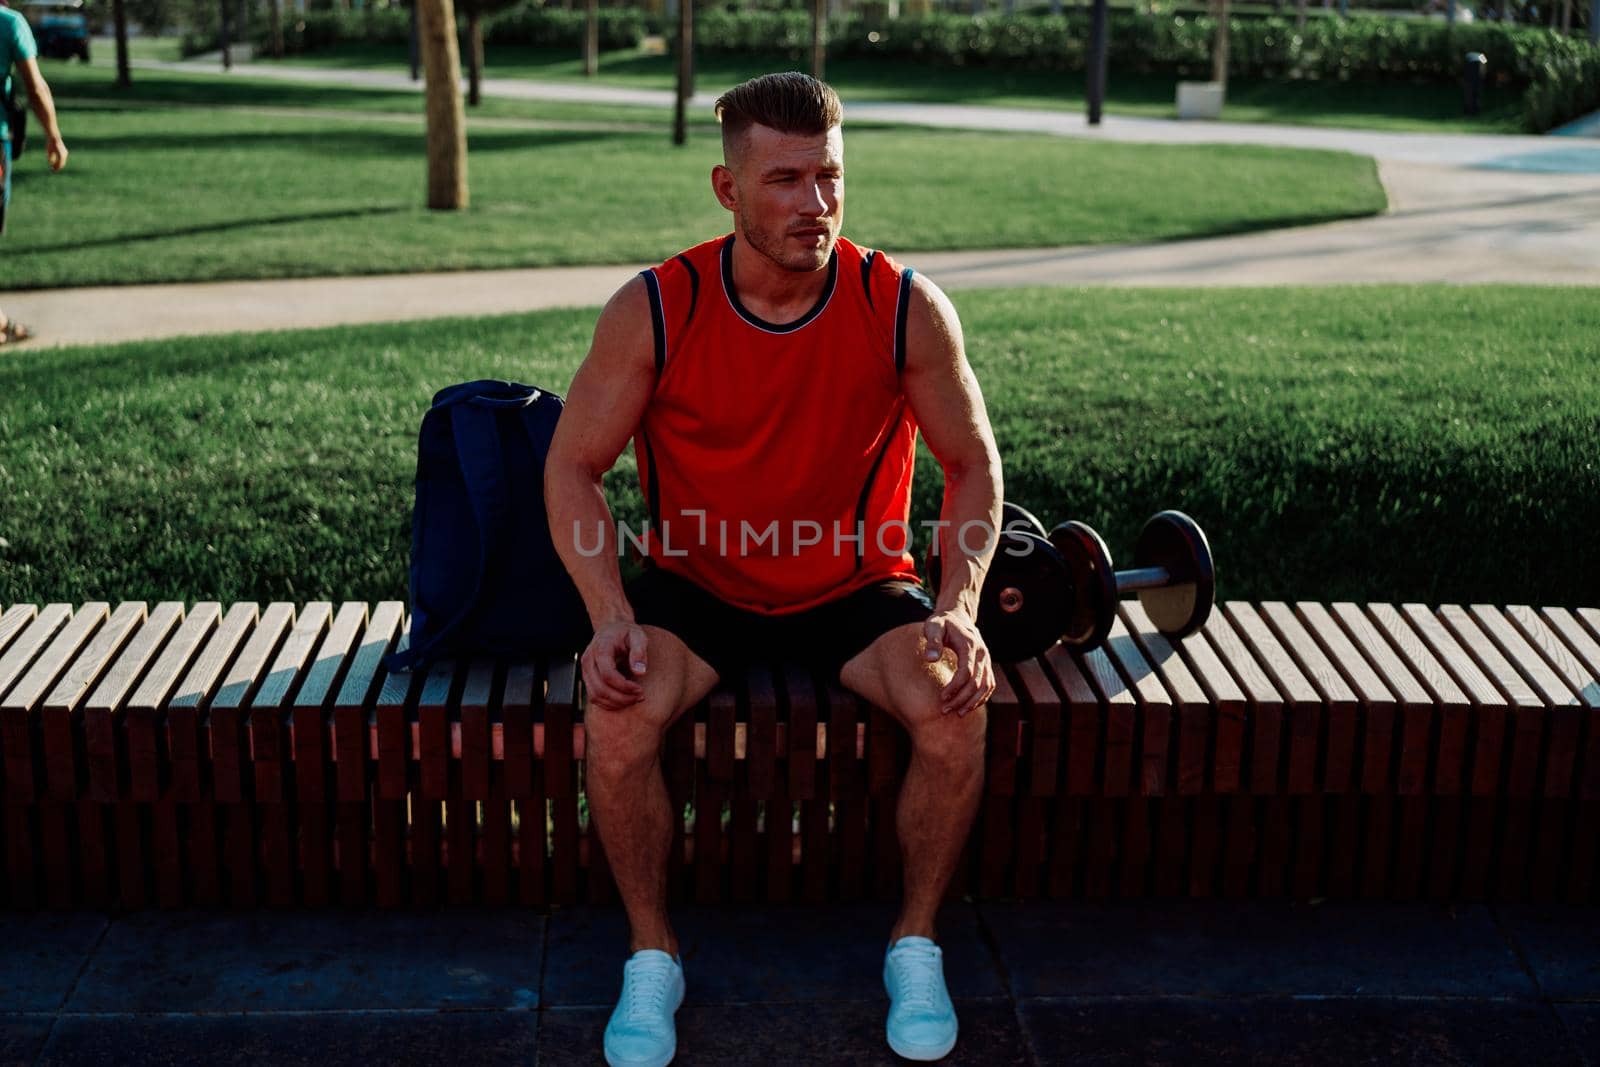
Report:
927,506,1215,663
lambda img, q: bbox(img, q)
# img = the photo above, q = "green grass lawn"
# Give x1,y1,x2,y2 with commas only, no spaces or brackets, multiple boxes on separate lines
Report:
262,42,1527,134
3,63,1385,288
2,286,1594,612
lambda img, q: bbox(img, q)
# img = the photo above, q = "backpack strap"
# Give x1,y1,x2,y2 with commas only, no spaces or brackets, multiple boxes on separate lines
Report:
383,396,517,673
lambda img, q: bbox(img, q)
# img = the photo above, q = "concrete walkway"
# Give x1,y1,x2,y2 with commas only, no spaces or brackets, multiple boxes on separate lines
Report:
4,897,1598,1065
6,59,1598,348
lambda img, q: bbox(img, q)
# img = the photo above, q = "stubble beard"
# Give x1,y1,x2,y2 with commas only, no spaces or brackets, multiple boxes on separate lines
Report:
739,205,837,274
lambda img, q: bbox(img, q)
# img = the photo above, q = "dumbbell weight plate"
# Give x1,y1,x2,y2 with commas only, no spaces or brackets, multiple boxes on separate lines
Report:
926,528,1070,662
925,502,1046,592
1047,520,1117,649
976,531,1072,663
1001,502,1048,539
1132,510,1215,638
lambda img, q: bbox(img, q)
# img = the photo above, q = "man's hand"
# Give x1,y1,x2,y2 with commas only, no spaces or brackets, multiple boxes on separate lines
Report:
920,609,995,718
45,136,67,172
582,619,650,710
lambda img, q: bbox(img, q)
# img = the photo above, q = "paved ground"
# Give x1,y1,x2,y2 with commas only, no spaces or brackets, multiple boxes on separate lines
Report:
3,897,1598,1065
6,59,1598,348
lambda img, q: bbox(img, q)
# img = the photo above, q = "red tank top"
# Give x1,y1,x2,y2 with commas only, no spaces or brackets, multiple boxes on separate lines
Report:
632,233,922,615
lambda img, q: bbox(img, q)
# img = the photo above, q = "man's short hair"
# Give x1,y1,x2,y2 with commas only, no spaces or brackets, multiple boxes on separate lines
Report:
714,72,843,161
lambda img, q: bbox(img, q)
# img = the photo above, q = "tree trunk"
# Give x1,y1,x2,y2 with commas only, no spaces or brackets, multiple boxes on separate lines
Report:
219,0,231,70
811,0,825,80
270,0,283,59
1560,0,1571,31
1212,0,1229,89
584,0,599,76
409,0,420,80
1295,0,1307,30
467,10,483,107
673,0,693,145
112,0,130,86
420,0,468,209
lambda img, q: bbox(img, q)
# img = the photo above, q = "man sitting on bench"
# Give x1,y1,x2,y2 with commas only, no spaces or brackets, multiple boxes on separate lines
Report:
545,72,1003,1067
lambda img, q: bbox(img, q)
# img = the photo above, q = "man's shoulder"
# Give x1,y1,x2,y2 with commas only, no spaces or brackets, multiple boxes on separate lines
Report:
652,233,730,275
1,7,35,53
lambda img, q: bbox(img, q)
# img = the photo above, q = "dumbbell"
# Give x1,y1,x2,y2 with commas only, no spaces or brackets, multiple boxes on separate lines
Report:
1048,510,1215,650
927,506,1216,663
926,502,1074,664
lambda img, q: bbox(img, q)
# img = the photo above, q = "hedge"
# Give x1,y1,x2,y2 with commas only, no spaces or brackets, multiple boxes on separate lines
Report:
231,5,1600,132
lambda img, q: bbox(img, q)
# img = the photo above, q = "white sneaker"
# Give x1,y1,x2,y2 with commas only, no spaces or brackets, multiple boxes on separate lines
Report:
883,935,959,1061
603,949,686,1067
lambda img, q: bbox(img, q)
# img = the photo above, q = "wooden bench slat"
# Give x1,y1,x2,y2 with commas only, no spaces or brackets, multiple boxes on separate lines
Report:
0,605,48,683
1042,646,1102,797
170,603,258,808
171,602,258,709
546,654,579,904
747,666,780,802
457,655,496,803
1330,603,1436,798
826,682,869,902
83,603,183,804
213,604,294,711
784,666,818,801
1080,645,1137,799
215,597,294,885
1118,603,1211,796
1202,610,1286,796
4,603,108,714
43,602,146,716
1488,606,1591,803
1294,602,1398,794
373,620,416,804
503,661,536,800
417,658,458,802
1101,617,1174,798
1222,603,1323,796
1258,602,1361,795
1440,605,1549,799
1539,608,1600,803
11,611,104,905
126,605,224,805
1579,607,1600,647
292,602,367,710
291,602,367,907
1009,659,1062,798
1290,601,1400,898
252,602,332,710
1471,605,1582,710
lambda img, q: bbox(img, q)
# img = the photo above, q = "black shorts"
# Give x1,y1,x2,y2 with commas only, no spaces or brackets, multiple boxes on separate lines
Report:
624,565,935,686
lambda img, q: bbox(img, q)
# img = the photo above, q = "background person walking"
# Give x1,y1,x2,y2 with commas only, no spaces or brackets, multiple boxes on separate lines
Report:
1,0,68,344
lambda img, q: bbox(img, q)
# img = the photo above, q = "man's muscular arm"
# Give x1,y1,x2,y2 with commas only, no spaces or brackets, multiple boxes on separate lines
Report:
900,273,1003,717
545,275,656,708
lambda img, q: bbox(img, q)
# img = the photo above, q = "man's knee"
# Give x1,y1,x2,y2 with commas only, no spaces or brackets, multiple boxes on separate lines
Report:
583,696,671,778
584,625,714,777
857,626,989,773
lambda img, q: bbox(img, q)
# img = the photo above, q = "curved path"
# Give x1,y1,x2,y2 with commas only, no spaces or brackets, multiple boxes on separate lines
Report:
6,60,1598,348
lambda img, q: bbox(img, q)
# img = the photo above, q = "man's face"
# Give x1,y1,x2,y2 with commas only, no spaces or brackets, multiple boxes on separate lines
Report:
714,123,844,274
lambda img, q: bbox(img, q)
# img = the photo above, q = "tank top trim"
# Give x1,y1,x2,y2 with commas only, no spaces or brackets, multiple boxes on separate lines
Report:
718,234,839,336
893,267,916,374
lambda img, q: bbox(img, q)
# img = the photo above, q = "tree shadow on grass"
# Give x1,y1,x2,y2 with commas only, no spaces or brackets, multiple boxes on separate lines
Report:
5,204,410,255
64,125,637,156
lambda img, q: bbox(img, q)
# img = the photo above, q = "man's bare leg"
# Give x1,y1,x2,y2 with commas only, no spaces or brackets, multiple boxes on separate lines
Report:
582,624,720,957
840,622,988,947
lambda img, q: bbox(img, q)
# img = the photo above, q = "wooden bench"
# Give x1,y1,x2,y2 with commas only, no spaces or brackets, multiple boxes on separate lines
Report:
1,598,1597,911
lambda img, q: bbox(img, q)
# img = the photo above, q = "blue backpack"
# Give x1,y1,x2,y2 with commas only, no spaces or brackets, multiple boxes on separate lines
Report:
383,379,591,674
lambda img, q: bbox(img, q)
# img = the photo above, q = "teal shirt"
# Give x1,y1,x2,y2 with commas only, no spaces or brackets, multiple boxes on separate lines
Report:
1,7,38,142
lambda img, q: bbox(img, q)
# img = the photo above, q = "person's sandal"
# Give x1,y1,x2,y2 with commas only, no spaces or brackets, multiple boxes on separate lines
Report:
0,319,32,345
